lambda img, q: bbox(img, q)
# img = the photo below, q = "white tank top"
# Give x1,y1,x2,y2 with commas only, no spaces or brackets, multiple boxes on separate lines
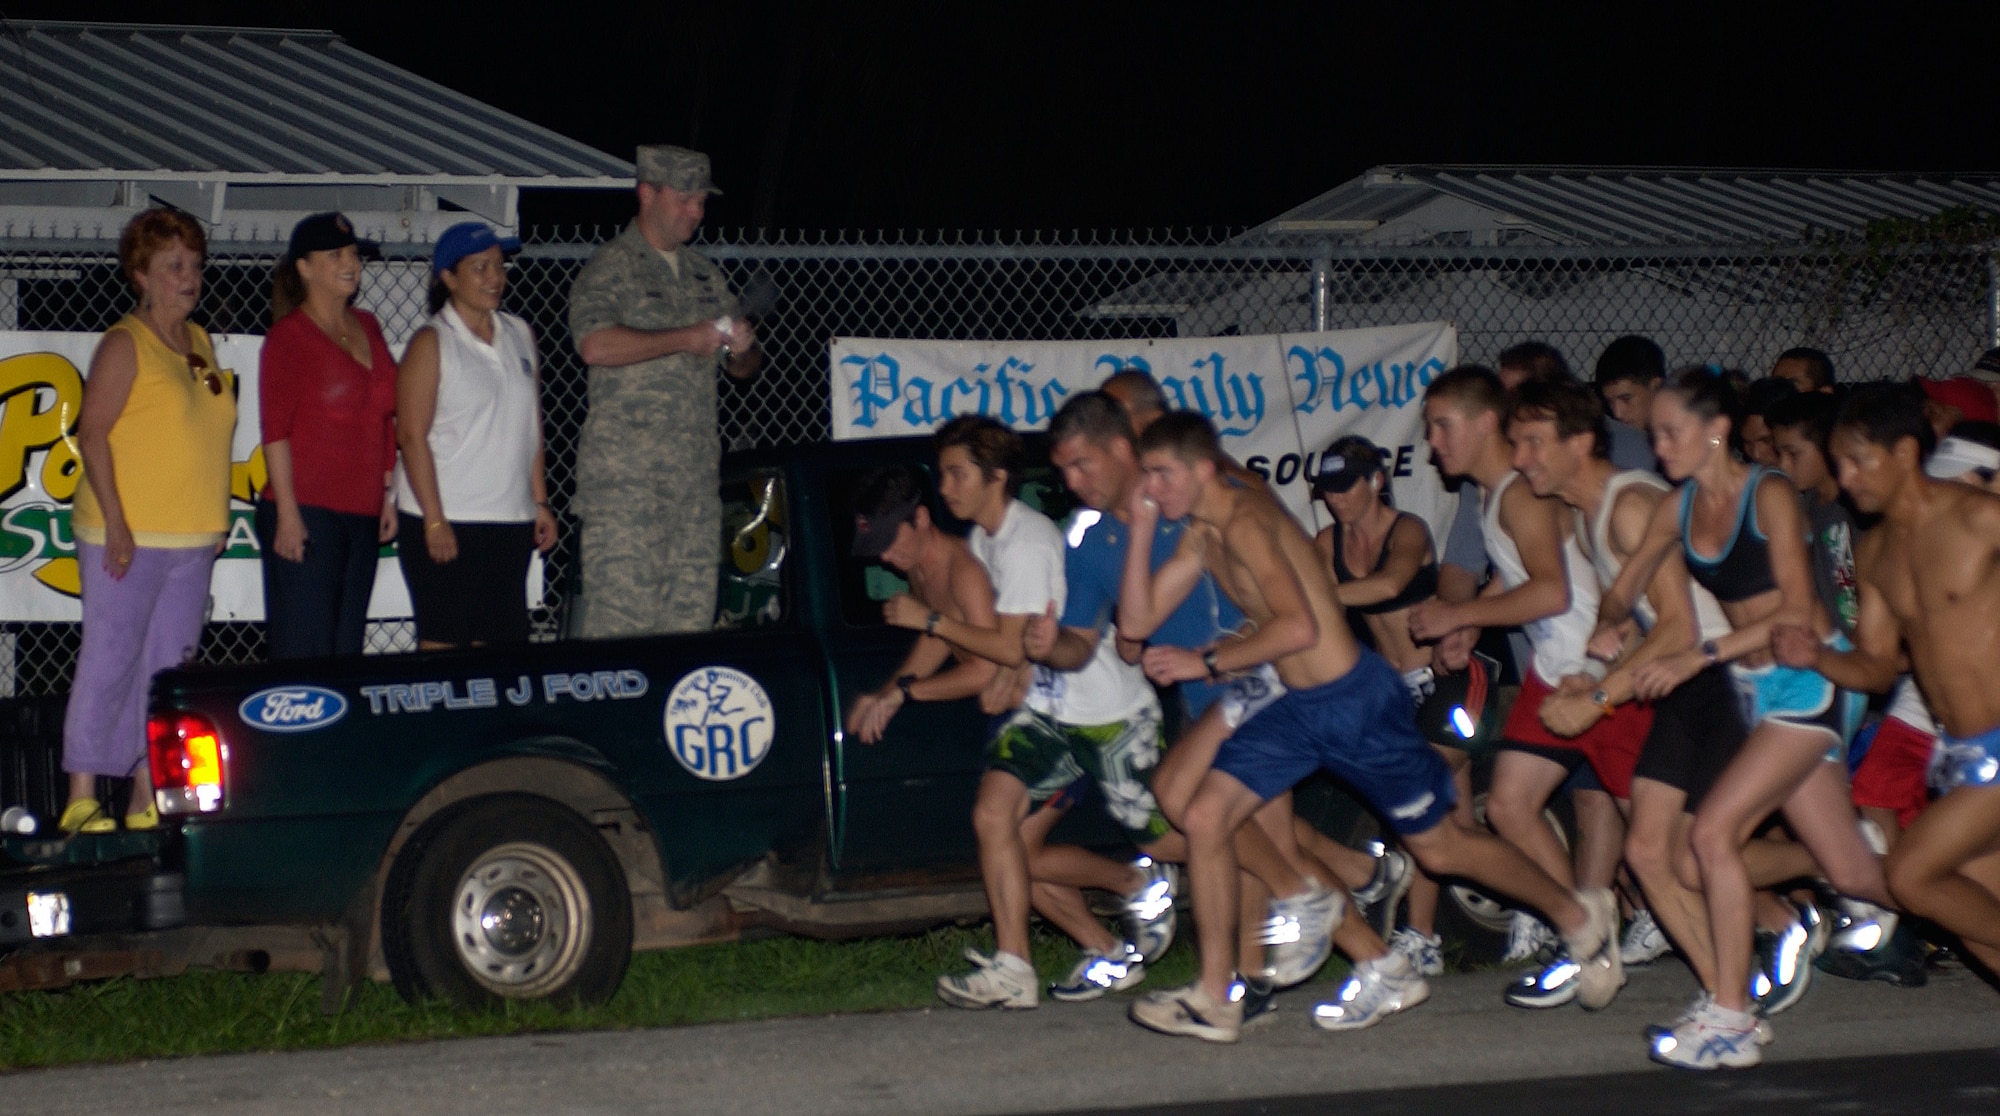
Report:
1886,675,1938,735
1483,471,1600,687
395,304,541,523
1584,471,1731,643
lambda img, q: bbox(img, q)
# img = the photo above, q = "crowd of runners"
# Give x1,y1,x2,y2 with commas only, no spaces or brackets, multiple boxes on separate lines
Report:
843,338,2000,1071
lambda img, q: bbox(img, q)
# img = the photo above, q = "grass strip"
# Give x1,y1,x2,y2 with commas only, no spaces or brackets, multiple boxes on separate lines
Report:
0,925,1351,1072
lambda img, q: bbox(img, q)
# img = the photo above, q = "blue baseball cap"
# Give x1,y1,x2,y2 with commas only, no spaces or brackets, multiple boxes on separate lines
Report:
432,222,522,276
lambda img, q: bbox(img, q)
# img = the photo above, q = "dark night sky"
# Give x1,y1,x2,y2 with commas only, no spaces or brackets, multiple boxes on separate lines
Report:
12,1,2000,231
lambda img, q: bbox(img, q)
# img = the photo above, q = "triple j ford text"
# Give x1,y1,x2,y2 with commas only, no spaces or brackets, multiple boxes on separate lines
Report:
827,322,1462,542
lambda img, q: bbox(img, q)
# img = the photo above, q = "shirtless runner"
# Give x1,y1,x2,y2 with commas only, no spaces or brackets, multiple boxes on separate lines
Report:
1122,411,1619,1043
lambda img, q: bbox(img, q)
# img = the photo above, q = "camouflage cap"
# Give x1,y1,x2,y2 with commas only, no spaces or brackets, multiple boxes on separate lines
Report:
635,145,721,195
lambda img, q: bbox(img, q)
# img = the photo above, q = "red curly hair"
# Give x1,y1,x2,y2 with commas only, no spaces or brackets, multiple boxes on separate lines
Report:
117,208,207,291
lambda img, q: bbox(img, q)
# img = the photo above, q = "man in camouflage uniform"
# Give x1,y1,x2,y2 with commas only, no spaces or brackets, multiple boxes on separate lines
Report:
569,145,760,636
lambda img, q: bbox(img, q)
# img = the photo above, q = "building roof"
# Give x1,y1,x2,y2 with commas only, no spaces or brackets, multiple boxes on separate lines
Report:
0,21,634,188
1253,165,2000,247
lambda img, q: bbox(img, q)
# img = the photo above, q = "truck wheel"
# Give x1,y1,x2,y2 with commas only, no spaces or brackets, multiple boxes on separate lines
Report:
384,796,632,1008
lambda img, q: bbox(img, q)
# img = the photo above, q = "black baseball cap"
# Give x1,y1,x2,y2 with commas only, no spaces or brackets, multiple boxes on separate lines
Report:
287,212,381,260
851,492,921,558
1311,439,1384,495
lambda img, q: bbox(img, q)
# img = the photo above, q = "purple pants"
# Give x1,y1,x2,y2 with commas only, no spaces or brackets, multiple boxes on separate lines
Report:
62,542,214,778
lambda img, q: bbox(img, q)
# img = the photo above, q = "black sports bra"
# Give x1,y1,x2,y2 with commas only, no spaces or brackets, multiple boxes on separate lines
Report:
1333,512,1440,615
1681,467,1779,603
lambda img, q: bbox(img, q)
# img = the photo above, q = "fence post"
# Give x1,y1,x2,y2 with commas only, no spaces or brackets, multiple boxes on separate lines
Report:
1311,251,1331,333
1988,251,1999,348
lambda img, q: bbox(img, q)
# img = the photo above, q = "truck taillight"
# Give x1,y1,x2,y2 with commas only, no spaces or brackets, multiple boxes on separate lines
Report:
148,710,227,814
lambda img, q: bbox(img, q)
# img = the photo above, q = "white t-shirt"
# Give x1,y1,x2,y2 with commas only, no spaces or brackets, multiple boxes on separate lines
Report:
969,499,1066,617
394,304,541,523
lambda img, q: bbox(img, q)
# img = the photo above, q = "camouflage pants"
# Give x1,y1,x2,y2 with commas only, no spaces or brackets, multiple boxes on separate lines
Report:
576,488,719,638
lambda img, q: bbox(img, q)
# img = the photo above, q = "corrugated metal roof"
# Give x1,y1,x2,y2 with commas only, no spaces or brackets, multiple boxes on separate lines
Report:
0,21,633,187
1257,165,2000,246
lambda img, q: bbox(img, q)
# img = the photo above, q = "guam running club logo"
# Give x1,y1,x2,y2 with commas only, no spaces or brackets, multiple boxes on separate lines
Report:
664,666,775,781
239,685,349,733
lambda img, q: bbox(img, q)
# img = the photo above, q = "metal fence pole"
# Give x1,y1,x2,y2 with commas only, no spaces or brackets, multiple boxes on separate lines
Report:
1311,252,1331,333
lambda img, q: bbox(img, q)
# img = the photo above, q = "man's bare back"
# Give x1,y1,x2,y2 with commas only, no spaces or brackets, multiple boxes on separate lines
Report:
1860,483,2000,737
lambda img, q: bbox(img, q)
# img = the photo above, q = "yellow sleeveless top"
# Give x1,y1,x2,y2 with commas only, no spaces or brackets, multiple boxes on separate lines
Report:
71,316,237,548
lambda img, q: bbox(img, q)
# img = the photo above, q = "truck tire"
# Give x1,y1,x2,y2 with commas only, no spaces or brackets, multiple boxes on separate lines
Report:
383,795,632,1008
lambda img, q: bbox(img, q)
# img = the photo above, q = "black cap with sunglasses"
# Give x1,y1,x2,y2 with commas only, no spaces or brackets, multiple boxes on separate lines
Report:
1310,436,1387,495
286,212,382,261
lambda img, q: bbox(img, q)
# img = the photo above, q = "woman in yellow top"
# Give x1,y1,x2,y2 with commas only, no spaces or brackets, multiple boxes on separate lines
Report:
59,208,237,833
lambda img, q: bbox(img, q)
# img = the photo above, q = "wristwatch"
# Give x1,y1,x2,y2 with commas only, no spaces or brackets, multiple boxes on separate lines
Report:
1202,649,1221,680
1700,639,1721,665
925,611,941,637
895,674,918,702
1590,687,1615,716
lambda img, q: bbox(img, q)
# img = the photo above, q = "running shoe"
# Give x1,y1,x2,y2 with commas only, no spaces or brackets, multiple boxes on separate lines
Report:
1121,855,1179,964
1311,952,1430,1031
1750,900,1825,1016
1130,980,1242,1043
1647,992,1772,1046
1501,910,1559,966
1620,909,1671,967
1565,888,1626,1011
1816,919,1929,987
1504,951,1580,1009
936,949,1038,1010
1235,974,1279,1030
1648,998,1764,1069
1049,943,1145,1003
1388,926,1444,977
1260,882,1344,988
1351,846,1415,939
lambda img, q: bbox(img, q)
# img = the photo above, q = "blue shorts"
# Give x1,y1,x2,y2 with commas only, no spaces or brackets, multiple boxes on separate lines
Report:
1729,636,1865,762
1931,722,2000,791
1181,679,1227,723
1213,649,1458,836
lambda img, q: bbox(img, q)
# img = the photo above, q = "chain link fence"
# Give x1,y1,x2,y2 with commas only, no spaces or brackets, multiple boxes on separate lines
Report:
1,227,1993,696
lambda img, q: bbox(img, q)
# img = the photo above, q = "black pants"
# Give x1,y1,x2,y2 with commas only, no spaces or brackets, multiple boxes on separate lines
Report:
255,501,379,659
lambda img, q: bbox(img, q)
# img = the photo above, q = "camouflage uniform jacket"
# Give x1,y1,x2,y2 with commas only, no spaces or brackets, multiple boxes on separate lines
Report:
567,221,739,516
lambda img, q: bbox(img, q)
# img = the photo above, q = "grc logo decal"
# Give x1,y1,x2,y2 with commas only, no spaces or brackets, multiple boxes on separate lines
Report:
239,685,349,733
663,666,774,781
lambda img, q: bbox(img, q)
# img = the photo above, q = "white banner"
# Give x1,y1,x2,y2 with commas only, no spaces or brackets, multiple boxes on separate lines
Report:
0,331,412,622
830,321,1460,541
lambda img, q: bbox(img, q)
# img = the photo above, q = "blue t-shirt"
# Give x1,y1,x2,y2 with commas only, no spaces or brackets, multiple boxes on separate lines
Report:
1060,510,1242,717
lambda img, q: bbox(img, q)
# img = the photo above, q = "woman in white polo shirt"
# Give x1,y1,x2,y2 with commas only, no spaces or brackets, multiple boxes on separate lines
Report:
394,222,557,647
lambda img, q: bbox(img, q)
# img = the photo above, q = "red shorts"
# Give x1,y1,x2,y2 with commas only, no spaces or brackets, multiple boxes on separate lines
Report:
1851,716,1936,829
1500,670,1652,800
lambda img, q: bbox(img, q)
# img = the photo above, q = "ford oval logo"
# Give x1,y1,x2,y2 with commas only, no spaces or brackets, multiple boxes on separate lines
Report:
239,686,348,733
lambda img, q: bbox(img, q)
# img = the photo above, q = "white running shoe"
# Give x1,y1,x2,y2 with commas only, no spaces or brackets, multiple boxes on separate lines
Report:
1565,888,1626,1011
1649,998,1764,1069
1049,943,1145,1002
1502,911,1559,965
1649,992,1773,1047
1129,980,1242,1043
1311,952,1431,1031
1620,909,1671,967
1260,882,1344,988
1122,856,1179,964
936,949,1038,1010
1388,926,1445,977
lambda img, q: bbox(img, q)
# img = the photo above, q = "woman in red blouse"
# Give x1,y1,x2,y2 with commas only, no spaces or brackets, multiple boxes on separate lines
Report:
256,213,399,658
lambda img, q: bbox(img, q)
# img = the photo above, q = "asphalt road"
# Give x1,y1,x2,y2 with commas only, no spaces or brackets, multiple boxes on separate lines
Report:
7,958,1999,1115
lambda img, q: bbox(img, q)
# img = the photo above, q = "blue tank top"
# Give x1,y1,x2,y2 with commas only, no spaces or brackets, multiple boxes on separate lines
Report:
1681,467,1779,603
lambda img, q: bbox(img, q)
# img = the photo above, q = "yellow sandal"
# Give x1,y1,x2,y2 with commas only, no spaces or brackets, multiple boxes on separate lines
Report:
58,797,116,834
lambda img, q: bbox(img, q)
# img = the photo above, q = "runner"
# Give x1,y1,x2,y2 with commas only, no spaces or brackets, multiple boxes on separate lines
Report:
1123,411,1619,1043
1784,392,2000,988
1593,367,1887,1069
1505,377,1747,1024
1406,366,1647,1011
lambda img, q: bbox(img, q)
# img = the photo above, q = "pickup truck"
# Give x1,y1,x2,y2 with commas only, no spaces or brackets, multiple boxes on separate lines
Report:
3,437,1379,1009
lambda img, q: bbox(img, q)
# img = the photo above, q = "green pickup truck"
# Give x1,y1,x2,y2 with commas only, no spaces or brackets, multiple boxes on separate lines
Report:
7,437,1379,1008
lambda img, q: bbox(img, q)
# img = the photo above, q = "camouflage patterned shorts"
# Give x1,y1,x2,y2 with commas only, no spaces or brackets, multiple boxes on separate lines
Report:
984,705,1169,846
